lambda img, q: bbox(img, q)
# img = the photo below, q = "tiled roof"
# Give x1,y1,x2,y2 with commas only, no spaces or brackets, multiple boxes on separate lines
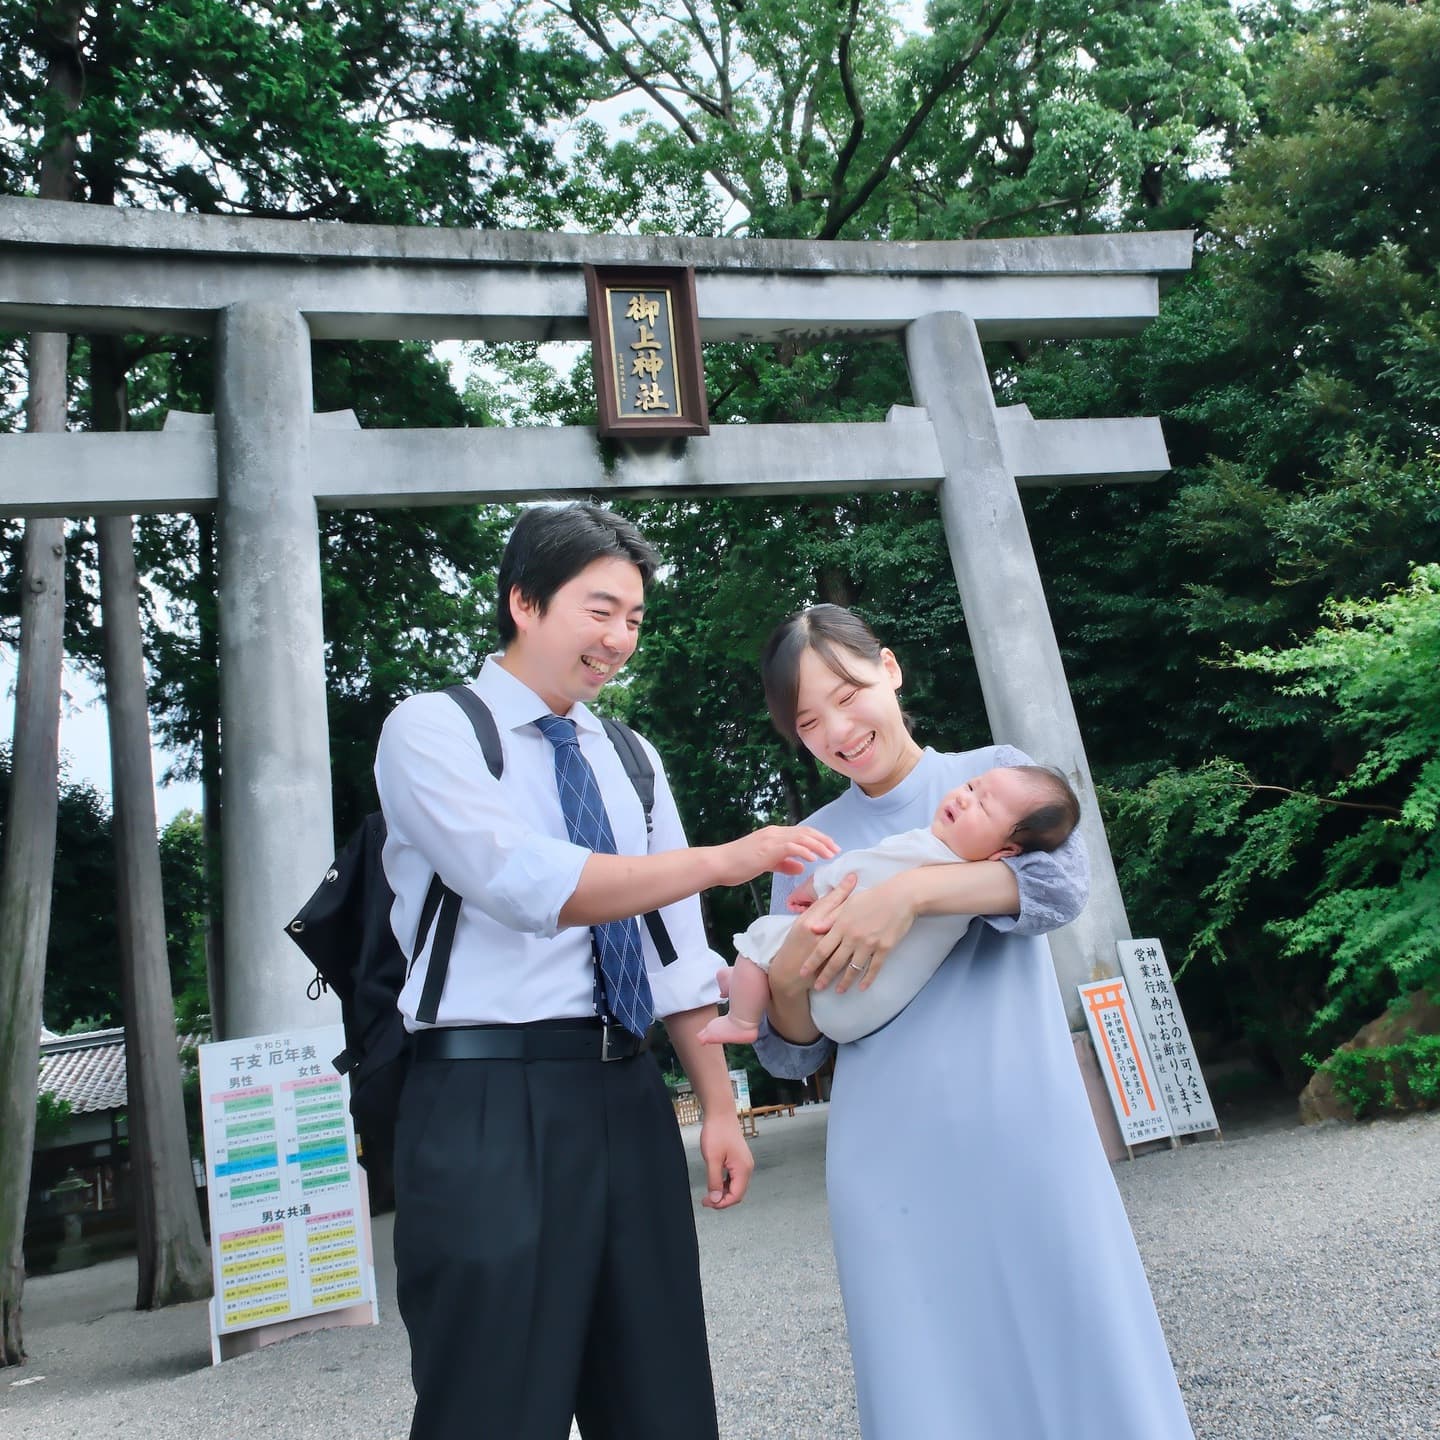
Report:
37,1027,202,1116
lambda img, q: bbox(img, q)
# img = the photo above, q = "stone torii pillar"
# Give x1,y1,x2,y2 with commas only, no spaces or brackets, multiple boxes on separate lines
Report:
213,304,335,1038
906,311,1130,1016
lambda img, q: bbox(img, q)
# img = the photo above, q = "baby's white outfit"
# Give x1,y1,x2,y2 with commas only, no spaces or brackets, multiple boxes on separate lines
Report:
733,828,973,1043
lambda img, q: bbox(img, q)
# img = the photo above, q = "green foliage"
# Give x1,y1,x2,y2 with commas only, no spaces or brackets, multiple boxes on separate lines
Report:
0,1,583,859
0,751,210,1033
0,751,122,1031
34,1091,72,1146
1233,566,1440,1030
160,810,210,1031
1107,567,1440,1077
4,0,1438,1093
990,2,1440,1082
0,0,590,223
557,0,1251,241
1317,1033,1440,1119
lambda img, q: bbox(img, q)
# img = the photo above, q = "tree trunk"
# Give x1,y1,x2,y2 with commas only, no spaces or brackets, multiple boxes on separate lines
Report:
0,354,70,1365
0,348,69,1366
92,337,212,1309
0,0,83,1367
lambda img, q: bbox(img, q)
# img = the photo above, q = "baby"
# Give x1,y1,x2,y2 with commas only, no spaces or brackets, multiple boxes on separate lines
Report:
700,765,1080,1046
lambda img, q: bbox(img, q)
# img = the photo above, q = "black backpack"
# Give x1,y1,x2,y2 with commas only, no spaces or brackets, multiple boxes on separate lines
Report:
284,685,676,1171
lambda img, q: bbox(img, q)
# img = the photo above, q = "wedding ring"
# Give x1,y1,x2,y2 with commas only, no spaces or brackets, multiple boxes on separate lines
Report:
848,961,867,973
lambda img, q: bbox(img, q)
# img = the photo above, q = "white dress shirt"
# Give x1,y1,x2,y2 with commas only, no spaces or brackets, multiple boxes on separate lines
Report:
374,656,724,1028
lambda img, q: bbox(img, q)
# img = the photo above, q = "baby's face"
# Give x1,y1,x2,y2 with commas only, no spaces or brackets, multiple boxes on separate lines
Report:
930,768,1033,861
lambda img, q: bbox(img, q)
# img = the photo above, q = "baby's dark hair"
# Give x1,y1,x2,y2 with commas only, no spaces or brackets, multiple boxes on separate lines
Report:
1007,766,1081,853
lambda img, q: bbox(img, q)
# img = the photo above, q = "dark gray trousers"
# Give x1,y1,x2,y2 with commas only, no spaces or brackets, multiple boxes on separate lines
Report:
393,1047,718,1440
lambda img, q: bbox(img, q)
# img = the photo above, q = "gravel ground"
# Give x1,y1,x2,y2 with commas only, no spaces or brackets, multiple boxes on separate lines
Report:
4,1095,1438,1439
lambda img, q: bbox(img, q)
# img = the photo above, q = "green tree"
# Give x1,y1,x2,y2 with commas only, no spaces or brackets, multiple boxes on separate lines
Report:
0,2,80,1359
0,2,564,1049
1006,1,1440,1077
513,0,1256,962
33,765,122,1032
1109,562,1440,1083
557,0,1250,240
0,0,590,802
0,1,588,224
159,809,210,1032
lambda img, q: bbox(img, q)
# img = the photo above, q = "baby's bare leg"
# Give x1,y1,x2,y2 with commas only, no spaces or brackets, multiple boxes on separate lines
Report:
787,875,818,911
697,955,770,1045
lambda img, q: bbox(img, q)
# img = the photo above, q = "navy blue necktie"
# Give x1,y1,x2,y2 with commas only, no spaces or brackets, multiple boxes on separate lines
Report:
534,713,653,1038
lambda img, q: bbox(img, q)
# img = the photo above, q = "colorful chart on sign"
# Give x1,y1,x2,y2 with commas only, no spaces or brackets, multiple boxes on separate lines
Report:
197,1025,374,1335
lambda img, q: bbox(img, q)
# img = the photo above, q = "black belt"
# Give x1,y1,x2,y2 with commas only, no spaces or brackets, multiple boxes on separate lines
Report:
413,1020,650,1064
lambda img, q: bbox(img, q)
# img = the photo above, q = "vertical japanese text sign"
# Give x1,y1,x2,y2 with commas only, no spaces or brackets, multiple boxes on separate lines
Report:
585,265,709,439
1078,977,1174,1146
1117,939,1218,1136
197,1024,377,1359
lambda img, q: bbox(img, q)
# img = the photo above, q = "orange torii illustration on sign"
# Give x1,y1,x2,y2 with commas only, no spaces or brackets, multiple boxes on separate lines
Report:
1079,978,1173,1147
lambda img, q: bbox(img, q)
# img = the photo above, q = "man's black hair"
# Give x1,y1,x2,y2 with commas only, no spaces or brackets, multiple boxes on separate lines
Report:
496,503,658,644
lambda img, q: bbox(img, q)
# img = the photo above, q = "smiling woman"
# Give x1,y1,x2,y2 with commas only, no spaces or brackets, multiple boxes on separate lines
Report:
789,645,921,796
752,602,1195,1440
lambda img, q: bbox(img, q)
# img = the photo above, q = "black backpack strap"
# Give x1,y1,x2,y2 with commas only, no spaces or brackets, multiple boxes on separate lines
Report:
406,873,448,980
405,688,507,1025
599,717,655,829
445,684,505,779
640,902,678,967
599,716,678,967
416,889,462,1025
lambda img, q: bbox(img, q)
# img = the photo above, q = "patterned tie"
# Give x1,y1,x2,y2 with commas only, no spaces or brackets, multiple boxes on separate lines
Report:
534,713,653,1038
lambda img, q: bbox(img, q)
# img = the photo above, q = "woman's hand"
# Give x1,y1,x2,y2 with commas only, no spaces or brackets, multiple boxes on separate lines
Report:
764,875,859,1043
805,873,920,995
710,825,838,887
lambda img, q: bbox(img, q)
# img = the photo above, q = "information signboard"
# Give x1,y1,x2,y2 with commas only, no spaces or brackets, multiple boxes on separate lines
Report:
1077,977,1174,1147
197,1024,377,1362
1117,939,1219,1136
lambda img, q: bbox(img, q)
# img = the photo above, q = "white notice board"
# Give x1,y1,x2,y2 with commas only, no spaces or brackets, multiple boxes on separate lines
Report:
729,1068,752,1112
1077,977,1174,1147
1117,939,1219,1136
197,1024,377,1359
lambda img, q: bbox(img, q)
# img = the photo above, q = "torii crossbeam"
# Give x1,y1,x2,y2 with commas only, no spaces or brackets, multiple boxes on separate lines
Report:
0,196,1190,1044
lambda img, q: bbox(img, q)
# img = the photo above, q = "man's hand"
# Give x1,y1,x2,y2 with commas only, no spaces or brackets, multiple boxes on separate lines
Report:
699,1112,754,1210
709,825,838,887
666,1003,758,1207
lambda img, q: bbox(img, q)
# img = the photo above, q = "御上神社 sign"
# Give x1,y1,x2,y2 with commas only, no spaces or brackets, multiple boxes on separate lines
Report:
585,265,708,438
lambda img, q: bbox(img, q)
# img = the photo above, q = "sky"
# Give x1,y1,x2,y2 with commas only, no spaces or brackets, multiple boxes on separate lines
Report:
0,651,202,826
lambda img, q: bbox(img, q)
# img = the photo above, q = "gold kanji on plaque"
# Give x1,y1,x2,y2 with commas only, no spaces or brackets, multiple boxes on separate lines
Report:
585,266,709,438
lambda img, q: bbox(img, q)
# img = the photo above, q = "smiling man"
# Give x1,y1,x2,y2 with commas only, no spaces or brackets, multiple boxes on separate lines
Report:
374,502,838,1440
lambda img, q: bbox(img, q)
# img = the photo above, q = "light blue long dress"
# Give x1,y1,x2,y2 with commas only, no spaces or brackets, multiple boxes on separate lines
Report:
755,746,1195,1440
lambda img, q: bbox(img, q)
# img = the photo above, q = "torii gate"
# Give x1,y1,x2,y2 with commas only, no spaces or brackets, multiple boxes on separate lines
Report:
0,197,1190,1060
